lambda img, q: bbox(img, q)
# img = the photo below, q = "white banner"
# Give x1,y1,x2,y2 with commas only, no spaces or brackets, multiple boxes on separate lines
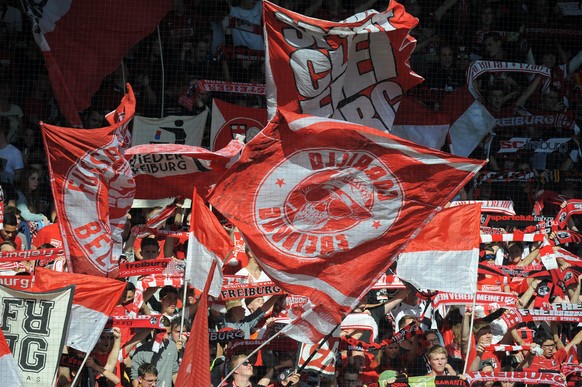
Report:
0,284,74,387
132,110,209,146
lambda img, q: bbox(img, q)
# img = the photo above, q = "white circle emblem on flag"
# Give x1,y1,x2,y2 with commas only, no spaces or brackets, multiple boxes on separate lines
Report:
254,149,403,258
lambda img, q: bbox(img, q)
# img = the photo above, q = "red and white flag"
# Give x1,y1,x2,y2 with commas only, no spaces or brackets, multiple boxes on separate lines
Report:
0,283,74,386
186,191,233,297
210,99,267,151
32,267,126,353
27,0,171,126
132,110,209,147
441,88,496,157
42,86,136,277
391,96,450,149
0,329,22,386
397,204,481,294
126,139,244,200
208,110,484,342
264,1,423,130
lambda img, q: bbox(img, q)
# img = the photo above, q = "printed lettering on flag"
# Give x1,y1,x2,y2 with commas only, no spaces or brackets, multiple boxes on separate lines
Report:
210,99,267,151
26,0,171,126
42,86,136,277
209,110,484,342
132,110,209,147
264,1,423,130
126,140,244,200
0,284,74,386
298,335,339,375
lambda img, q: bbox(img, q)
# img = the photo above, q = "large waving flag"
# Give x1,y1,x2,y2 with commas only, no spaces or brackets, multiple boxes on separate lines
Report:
0,329,22,386
397,204,482,294
209,110,484,342
185,190,234,297
210,99,268,151
126,140,244,200
0,284,74,386
26,0,171,126
32,267,126,353
42,86,136,277
264,1,423,130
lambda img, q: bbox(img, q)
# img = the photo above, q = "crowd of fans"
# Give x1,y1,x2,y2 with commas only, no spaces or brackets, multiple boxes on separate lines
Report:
1,0,582,386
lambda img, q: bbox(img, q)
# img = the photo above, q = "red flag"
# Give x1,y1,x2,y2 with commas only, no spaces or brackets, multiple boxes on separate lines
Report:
210,99,268,151
264,1,423,129
208,109,484,342
41,86,136,277
397,204,482,294
174,280,211,387
391,96,450,149
126,140,244,200
0,323,23,386
32,267,126,353
27,0,171,126
185,191,233,297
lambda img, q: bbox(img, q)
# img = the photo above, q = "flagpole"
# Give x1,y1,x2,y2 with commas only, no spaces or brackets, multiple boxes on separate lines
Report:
71,350,92,387
180,188,198,338
157,25,165,118
462,293,478,374
218,329,285,387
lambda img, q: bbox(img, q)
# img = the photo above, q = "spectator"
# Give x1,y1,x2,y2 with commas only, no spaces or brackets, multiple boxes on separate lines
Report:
224,353,274,387
426,345,456,376
0,212,22,250
226,0,264,51
0,79,23,144
0,115,23,184
16,167,50,228
137,363,158,387
225,294,282,338
519,329,582,371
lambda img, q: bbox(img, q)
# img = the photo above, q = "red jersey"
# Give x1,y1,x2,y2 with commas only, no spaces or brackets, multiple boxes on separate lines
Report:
32,223,63,249
528,347,567,371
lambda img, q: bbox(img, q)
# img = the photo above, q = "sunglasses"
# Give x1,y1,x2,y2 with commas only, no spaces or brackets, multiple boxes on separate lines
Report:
241,360,252,367
483,254,496,260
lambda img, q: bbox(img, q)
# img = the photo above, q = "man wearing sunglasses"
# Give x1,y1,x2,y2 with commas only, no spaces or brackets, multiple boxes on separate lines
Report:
225,353,275,387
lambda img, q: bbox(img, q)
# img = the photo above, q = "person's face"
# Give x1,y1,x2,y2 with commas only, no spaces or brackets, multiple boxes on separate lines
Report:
1,225,18,241
541,340,557,358
141,244,159,260
85,111,105,128
95,331,115,354
246,297,264,313
161,292,178,315
481,8,494,26
341,372,359,387
385,343,400,359
124,290,135,303
350,351,366,372
194,41,209,62
28,172,40,192
23,129,35,147
541,91,560,111
139,372,158,386
426,333,440,347
508,243,523,262
234,357,254,378
0,244,15,252
439,47,454,69
170,325,182,344
484,38,502,59
476,328,493,346
542,53,556,68
428,353,448,374
488,90,504,111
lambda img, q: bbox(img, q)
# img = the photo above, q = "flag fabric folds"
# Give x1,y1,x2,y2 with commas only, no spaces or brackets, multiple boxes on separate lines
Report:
126,140,244,200
0,283,74,386
397,204,482,294
210,99,268,151
27,0,171,126
264,0,423,130
209,109,484,342
132,110,209,147
185,191,234,297
41,86,136,277
32,267,126,353
0,329,22,386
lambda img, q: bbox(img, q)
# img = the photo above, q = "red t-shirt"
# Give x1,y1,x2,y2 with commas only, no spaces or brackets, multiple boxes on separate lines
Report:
528,347,567,371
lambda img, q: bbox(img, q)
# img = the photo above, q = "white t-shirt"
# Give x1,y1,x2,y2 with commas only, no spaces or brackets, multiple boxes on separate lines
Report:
0,144,23,183
229,0,264,51
0,104,24,143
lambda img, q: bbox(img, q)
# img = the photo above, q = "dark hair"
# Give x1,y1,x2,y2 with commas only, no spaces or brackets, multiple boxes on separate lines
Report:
0,116,10,137
140,237,160,250
160,285,178,299
534,333,553,346
138,363,158,378
483,31,502,43
3,212,17,227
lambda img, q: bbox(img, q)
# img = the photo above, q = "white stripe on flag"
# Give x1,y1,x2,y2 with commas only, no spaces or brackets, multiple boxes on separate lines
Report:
0,355,23,386
186,232,224,298
398,248,479,294
66,304,109,353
